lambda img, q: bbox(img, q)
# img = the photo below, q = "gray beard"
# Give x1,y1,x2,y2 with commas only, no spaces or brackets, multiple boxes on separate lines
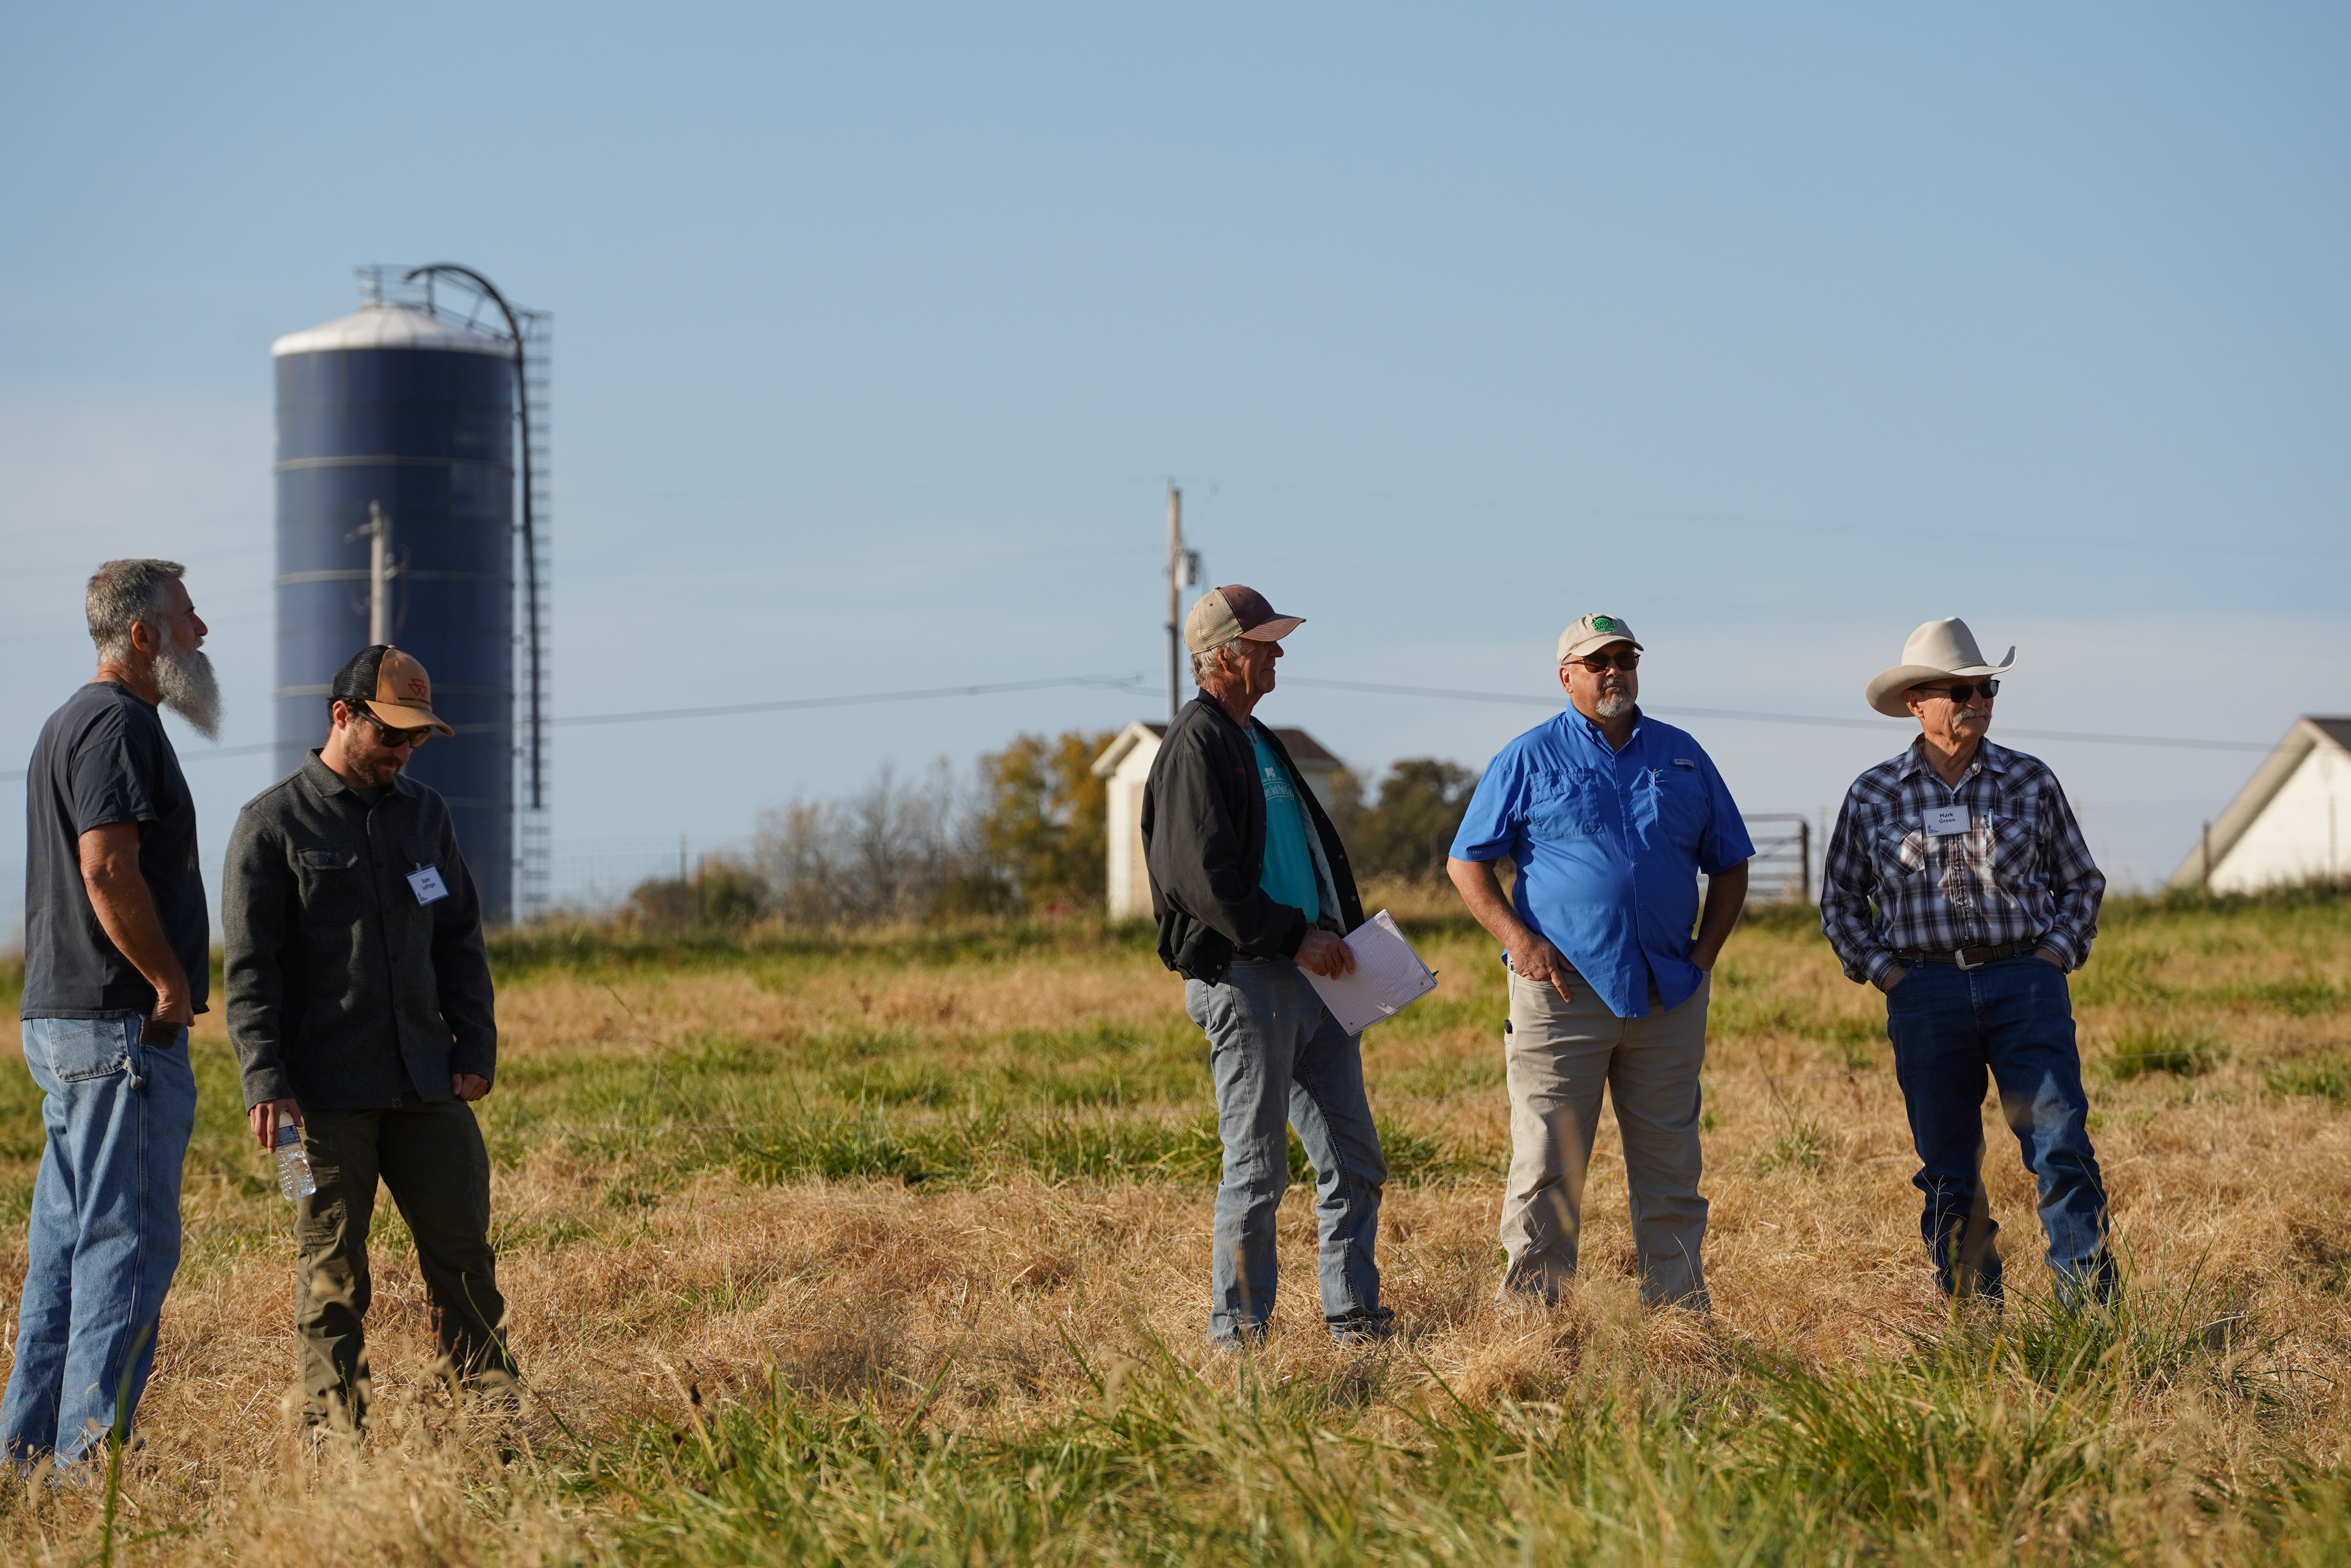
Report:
1594,692,1636,720
153,641,223,741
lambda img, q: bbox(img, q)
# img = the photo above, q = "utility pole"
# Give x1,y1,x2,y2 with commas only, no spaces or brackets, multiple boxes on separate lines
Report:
357,501,394,644
1165,482,1183,724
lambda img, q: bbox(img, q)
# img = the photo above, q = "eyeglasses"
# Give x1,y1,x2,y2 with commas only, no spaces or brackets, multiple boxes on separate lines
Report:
363,712,433,749
1568,652,1641,673
1917,680,1999,705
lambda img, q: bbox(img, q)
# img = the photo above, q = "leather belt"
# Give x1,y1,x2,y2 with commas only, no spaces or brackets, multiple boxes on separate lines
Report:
1893,938,2033,971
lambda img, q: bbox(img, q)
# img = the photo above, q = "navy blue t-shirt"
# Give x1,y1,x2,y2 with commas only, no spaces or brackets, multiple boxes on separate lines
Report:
19,681,210,1019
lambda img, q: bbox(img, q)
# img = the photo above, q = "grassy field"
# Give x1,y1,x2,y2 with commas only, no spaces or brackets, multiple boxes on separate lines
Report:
2,887,2351,1563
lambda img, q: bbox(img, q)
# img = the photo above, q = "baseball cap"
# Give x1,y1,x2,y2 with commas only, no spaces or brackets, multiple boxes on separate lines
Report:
1557,613,1643,665
331,644,455,736
1184,585,1305,655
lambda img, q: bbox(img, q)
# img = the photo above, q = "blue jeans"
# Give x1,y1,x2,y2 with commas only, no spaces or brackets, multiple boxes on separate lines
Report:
1187,958,1389,1344
1884,955,2115,1303
2,1016,197,1465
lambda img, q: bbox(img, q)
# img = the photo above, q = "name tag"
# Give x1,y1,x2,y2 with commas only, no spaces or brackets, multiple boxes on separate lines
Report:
406,865,450,905
1923,804,1971,837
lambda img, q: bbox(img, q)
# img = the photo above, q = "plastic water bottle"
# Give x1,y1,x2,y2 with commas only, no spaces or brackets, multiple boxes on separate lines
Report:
274,1123,317,1201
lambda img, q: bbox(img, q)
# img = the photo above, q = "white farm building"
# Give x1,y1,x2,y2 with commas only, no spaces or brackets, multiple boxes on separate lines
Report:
2171,717,2351,892
1090,721,1346,919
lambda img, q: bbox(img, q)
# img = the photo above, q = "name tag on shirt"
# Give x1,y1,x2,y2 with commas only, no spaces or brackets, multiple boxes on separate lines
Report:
1923,804,1971,837
407,865,450,905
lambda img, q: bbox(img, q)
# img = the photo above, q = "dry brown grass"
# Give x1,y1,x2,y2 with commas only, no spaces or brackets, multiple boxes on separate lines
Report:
1,896,2348,1562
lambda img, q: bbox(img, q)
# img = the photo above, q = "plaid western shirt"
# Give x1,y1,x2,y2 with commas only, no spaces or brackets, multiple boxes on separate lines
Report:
1820,738,2104,987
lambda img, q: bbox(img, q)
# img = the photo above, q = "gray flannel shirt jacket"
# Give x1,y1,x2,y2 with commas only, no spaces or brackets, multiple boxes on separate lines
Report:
1820,738,2105,987
223,752,497,1110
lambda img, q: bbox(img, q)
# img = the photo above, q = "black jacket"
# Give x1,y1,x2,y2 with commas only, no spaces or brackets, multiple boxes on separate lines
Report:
223,752,497,1110
1141,696,1364,984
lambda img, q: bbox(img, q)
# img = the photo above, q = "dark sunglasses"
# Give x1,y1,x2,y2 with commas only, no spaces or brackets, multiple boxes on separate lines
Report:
1569,651,1641,673
363,711,433,749
1919,679,2000,704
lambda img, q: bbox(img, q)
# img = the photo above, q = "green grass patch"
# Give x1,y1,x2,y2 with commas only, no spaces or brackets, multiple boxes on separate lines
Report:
527,1108,1481,1194
2105,1024,2229,1080
1754,1118,1833,1175
2228,975,2346,1017
2269,1055,2351,1103
593,1277,2288,1567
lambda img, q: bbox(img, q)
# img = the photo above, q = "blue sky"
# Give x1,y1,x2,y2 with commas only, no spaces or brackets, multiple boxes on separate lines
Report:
3,3,2346,916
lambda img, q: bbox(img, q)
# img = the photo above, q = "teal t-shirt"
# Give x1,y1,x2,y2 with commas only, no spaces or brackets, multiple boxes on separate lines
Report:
1250,725,1321,925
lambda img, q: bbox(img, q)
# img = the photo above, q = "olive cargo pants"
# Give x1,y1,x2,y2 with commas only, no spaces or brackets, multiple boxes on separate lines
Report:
294,1100,516,1428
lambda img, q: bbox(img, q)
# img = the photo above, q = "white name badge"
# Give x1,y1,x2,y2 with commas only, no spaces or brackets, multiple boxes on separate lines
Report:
407,865,451,906
1923,804,1972,837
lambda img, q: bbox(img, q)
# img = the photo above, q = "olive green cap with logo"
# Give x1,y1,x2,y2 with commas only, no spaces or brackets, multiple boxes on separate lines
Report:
1557,613,1643,665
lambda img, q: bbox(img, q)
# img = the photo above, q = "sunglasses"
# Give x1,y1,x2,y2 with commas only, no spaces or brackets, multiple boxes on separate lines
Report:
363,711,434,749
1918,679,2000,704
1569,652,1641,673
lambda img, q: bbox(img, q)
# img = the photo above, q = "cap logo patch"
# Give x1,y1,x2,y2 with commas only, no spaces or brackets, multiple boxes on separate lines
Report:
408,678,428,697
1592,616,1619,632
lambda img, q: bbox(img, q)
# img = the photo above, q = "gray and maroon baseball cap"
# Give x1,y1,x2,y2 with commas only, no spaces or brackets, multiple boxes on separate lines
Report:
1183,585,1304,654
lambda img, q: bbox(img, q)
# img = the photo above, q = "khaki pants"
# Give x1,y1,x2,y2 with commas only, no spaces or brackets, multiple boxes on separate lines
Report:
1499,968,1711,1308
294,1100,516,1429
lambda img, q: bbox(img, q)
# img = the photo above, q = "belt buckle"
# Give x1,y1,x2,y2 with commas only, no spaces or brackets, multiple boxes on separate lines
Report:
1953,945,1984,971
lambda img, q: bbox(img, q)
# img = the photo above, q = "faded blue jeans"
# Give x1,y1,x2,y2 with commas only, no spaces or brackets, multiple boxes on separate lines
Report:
2,1016,196,1465
1884,954,2115,1305
1186,958,1389,1344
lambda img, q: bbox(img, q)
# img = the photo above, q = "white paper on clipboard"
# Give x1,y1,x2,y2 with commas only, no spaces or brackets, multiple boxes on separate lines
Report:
1304,909,1440,1035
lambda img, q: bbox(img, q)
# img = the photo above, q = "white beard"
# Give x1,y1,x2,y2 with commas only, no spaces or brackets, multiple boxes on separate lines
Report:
152,636,223,741
1594,691,1636,720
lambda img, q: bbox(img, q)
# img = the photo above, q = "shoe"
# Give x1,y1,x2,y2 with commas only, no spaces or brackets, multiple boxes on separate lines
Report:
1327,1308,1396,1346
1207,1322,1270,1352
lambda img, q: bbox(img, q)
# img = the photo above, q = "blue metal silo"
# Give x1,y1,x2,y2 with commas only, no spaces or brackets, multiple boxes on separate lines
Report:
271,301,516,920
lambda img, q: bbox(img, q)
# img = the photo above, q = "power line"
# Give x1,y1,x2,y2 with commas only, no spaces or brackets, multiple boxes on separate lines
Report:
533,676,1150,731
0,671,2277,786
1280,677,2280,754
0,676,1153,784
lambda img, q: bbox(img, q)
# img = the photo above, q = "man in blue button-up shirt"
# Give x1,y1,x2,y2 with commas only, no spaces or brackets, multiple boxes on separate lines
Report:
1447,613,1752,1308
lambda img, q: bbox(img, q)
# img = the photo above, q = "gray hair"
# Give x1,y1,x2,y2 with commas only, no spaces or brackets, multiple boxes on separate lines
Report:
1189,640,1242,683
86,559,186,662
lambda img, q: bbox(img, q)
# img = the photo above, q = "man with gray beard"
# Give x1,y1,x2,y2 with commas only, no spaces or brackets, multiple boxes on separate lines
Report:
5,559,218,1466
1446,614,1751,1310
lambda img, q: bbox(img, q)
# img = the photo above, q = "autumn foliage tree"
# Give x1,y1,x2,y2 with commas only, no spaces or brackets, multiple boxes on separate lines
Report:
974,729,1118,912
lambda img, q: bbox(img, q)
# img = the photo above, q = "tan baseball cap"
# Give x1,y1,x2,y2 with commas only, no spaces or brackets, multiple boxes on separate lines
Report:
331,644,455,736
1557,613,1642,665
1184,585,1304,654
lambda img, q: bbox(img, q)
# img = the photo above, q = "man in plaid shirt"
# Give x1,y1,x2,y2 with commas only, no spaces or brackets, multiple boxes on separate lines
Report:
1822,617,2115,1306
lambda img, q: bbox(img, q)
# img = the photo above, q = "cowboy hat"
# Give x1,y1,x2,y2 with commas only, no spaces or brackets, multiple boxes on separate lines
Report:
1864,618,2017,719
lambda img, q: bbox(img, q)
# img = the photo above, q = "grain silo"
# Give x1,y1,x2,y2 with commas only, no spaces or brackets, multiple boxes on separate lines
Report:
270,267,551,922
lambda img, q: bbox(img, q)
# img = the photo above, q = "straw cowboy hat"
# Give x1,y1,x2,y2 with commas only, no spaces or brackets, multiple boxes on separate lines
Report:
1865,618,2017,719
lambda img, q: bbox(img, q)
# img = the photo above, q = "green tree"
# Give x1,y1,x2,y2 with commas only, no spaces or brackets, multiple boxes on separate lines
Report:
975,729,1118,911
1333,758,1481,883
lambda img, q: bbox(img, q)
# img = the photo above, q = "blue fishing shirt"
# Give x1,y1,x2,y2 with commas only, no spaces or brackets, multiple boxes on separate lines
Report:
1450,708,1754,1018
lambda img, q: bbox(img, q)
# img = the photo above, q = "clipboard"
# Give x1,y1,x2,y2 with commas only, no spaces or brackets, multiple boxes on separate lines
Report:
1303,909,1441,1034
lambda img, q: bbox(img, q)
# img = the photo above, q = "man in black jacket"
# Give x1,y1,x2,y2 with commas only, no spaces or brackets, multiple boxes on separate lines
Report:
1143,585,1391,1348
224,645,513,1432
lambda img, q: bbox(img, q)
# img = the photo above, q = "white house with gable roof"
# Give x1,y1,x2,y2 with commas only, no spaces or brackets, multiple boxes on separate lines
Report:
1090,721,1346,919
2171,716,2351,892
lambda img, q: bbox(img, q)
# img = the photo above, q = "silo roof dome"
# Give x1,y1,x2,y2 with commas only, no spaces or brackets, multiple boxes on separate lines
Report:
271,302,511,358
